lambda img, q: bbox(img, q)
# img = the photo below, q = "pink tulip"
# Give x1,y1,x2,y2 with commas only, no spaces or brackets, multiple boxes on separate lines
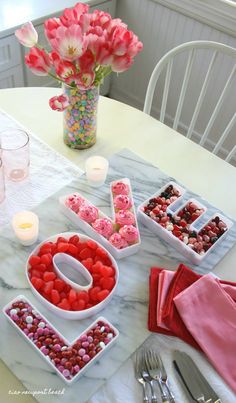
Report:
15,22,38,47
89,10,112,31
60,3,90,32
87,36,113,66
127,34,143,57
49,94,69,111
55,60,77,81
111,26,143,58
49,24,88,61
25,47,51,76
50,51,61,69
111,55,133,73
76,71,95,89
78,49,96,72
44,18,62,40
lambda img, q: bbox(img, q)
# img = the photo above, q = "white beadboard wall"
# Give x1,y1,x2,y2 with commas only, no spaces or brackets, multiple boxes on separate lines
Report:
110,0,236,159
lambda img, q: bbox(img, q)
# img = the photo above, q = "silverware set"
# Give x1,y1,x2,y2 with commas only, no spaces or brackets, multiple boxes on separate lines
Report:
173,351,221,403
135,348,175,402
134,349,222,403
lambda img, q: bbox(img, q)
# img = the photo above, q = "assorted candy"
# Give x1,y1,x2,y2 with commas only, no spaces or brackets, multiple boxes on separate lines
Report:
5,298,117,382
28,235,117,311
64,179,140,250
63,87,99,150
142,184,228,256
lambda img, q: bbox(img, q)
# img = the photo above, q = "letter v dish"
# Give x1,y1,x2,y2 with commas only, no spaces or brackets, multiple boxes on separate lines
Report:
59,178,141,259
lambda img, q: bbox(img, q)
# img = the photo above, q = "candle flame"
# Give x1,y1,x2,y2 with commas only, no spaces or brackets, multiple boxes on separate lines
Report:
18,223,33,229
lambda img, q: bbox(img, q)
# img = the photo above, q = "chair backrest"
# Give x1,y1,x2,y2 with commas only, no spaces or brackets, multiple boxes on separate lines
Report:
143,41,236,163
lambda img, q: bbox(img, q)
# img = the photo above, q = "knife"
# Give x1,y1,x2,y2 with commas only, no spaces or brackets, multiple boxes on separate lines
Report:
173,350,221,403
173,360,196,402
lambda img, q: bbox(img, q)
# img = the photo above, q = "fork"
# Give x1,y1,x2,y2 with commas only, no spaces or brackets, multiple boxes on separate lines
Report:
145,349,169,402
134,349,150,402
157,354,175,403
141,349,159,403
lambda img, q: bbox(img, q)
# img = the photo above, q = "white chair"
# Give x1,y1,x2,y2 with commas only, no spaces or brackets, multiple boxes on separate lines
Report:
143,41,236,163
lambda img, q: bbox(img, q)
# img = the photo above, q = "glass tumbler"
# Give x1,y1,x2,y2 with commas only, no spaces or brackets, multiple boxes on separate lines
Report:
0,157,5,203
0,128,30,182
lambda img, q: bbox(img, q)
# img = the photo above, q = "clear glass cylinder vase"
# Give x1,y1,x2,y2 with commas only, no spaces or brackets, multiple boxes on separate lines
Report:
63,85,99,149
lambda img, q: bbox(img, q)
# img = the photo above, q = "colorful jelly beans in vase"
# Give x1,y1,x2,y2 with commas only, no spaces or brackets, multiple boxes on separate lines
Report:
63,86,99,149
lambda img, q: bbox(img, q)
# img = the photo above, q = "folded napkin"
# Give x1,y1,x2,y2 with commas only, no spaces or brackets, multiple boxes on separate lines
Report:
174,274,236,394
161,264,202,349
157,270,174,329
148,267,175,336
161,264,236,349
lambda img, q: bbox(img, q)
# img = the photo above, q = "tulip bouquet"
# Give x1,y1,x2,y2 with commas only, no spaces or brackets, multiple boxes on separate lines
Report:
15,2,143,111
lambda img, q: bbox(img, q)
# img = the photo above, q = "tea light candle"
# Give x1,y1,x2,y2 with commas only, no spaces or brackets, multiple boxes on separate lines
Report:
12,211,39,246
85,156,109,187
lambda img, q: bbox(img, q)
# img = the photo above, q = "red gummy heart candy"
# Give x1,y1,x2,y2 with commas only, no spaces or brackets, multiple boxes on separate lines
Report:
97,289,110,302
68,289,77,303
79,248,92,260
89,286,101,303
58,298,71,310
71,299,86,311
69,235,80,245
31,269,42,279
43,272,56,282
51,289,60,304
81,258,93,271
57,242,69,253
100,277,115,291
31,277,44,290
87,240,97,250
92,274,100,285
39,242,52,255
29,255,41,267
57,237,68,244
91,261,103,274
68,244,78,256
77,291,89,304
76,242,87,254
54,278,65,292
34,264,47,273
40,253,52,266
100,265,114,278
43,281,54,295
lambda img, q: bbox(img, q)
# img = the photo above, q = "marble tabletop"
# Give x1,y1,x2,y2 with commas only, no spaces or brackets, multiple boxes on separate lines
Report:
0,149,235,403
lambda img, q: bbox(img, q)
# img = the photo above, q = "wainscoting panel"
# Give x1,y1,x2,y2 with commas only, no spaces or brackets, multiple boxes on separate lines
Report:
110,0,236,159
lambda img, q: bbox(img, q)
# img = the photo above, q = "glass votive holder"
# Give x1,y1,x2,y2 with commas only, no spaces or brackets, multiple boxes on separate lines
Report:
0,128,30,182
85,156,109,187
0,157,5,203
12,211,39,246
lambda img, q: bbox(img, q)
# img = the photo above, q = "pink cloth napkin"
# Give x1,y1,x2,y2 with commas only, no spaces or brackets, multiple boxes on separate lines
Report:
174,274,236,394
157,270,174,329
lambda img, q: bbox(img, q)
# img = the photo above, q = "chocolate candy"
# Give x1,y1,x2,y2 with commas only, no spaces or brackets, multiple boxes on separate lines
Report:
143,187,228,256
5,297,118,383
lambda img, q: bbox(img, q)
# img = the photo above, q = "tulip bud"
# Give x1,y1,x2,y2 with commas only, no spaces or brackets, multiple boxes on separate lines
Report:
15,22,38,47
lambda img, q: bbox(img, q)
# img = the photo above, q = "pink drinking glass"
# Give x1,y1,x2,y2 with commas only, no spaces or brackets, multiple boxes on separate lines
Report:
0,157,5,203
0,128,30,181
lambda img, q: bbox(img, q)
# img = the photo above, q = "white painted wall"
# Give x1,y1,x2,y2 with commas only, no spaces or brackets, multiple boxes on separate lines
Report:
110,0,236,159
